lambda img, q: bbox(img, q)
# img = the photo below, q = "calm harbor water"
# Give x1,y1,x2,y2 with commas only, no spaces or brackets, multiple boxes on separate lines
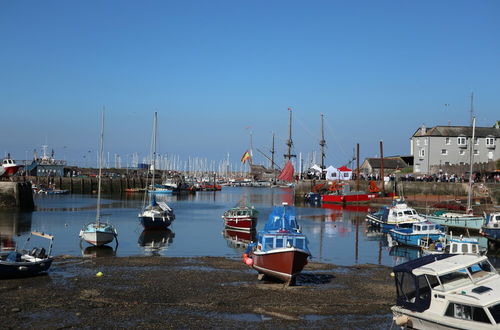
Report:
0,187,496,267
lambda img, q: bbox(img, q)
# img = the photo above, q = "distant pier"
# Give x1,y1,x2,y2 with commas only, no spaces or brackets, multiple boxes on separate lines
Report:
0,181,35,210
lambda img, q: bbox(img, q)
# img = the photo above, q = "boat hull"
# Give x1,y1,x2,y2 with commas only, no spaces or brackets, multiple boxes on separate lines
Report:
251,248,309,283
389,231,443,247
322,193,373,204
139,215,173,229
426,214,484,230
0,257,54,279
80,230,116,246
222,216,256,231
481,227,500,242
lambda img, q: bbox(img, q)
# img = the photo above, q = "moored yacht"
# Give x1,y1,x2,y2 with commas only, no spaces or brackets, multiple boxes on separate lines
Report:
392,254,500,329
366,199,425,230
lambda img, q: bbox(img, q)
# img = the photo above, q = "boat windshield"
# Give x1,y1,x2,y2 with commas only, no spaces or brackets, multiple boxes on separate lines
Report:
488,303,500,324
437,260,496,291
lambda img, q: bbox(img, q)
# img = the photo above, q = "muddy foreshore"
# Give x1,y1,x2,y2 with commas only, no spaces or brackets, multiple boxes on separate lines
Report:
0,256,395,329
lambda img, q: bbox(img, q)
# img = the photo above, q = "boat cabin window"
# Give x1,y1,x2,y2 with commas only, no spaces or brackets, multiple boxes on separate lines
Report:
422,225,428,231
295,238,305,250
276,237,283,247
488,304,500,324
445,303,491,324
397,212,403,217
404,210,413,215
287,238,294,247
451,244,458,253
471,244,478,254
264,237,274,250
462,244,469,253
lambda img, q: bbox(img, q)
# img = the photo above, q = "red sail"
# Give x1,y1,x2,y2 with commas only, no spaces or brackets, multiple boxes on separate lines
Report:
277,160,294,182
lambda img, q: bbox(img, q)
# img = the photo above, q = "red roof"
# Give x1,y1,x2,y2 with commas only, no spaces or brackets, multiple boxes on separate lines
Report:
338,165,352,172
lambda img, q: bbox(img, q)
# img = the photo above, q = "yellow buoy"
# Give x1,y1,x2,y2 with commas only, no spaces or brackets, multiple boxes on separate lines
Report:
96,271,104,277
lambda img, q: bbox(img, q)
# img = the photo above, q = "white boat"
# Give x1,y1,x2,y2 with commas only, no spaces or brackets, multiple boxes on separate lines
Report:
79,111,118,247
1,157,21,176
419,234,485,256
138,112,175,229
481,213,500,243
366,199,426,230
392,254,500,329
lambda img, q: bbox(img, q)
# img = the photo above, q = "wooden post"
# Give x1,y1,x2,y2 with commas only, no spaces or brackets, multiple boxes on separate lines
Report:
356,143,360,192
380,140,385,195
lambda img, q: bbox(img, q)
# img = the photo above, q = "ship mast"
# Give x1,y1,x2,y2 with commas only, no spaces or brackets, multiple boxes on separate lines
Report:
284,107,296,161
320,113,326,175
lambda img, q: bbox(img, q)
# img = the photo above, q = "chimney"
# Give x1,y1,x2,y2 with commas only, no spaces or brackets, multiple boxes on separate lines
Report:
421,124,426,135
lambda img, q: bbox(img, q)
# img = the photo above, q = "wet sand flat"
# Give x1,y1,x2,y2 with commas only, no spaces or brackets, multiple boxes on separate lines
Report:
0,256,394,329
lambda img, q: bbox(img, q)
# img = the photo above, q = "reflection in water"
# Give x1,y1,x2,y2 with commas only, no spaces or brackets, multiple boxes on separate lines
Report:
223,228,256,250
138,229,174,255
83,245,116,257
389,245,422,264
0,211,32,250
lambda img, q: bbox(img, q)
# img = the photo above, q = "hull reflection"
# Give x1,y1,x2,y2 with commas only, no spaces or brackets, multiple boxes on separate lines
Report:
83,245,116,257
138,229,174,255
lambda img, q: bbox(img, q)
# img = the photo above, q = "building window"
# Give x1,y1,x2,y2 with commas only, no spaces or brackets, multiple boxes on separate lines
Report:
445,162,450,166
489,151,494,160
459,150,466,156
416,139,420,146
441,149,448,155
486,137,495,146
474,150,479,155
424,138,428,145
459,162,465,165
419,149,425,157
445,137,450,145
457,137,466,146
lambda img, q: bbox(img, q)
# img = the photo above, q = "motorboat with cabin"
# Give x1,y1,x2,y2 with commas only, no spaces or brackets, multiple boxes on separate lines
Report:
392,254,500,329
366,198,425,230
244,203,310,285
389,221,445,248
420,234,485,256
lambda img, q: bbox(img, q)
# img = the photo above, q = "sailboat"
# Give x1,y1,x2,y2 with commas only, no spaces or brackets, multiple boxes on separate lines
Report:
79,111,118,246
425,116,485,230
138,112,175,229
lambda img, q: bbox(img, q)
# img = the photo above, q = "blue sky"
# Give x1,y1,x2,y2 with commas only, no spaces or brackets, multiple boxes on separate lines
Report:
1,1,499,169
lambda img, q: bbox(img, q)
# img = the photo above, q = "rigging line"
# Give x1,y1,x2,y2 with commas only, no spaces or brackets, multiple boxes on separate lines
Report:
324,118,350,159
294,112,321,144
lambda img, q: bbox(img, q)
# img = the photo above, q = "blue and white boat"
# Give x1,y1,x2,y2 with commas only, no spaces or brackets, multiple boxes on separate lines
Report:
419,234,485,256
389,221,444,247
148,184,173,195
79,111,118,247
366,199,425,231
480,212,500,243
244,203,310,285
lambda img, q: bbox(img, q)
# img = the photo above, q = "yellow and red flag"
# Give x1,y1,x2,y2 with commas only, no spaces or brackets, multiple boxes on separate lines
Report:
240,151,251,163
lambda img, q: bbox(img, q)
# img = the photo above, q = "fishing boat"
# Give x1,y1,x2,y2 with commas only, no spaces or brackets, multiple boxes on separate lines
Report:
244,203,310,285
419,234,484,256
0,231,54,278
389,222,445,247
480,212,500,243
424,117,485,231
221,202,258,231
138,112,175,229
79,111,118,247
391,254,500,329
1,156,21,177
322,181,376,204
366,198,425,230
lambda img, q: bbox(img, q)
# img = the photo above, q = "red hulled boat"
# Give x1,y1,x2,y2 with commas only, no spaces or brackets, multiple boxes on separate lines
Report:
321,181,377,204
222,203,258,231
244,203,310,285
